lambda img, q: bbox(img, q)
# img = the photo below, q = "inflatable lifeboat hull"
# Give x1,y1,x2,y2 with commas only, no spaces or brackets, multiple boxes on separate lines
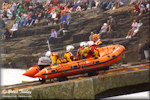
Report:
34,45,125,80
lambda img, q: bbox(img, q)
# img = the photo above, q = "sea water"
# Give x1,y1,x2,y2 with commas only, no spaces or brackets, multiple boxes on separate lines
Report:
1,68,38,86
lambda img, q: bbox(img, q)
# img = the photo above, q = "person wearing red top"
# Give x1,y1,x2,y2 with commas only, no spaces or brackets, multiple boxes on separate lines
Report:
134,3,140,14
53,0,58,6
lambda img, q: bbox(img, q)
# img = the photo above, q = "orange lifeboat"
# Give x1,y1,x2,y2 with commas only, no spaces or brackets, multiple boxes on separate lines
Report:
34,45,125,80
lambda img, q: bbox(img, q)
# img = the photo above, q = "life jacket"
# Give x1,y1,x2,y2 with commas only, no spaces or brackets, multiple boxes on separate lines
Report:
89,46,96,55
94,39,102,46
68,52,74,61
77,47,84,60
51,53,61,63
64,51,74,62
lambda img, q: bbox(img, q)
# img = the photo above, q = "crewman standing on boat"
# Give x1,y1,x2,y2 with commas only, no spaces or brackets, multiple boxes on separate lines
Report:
45,51,62,65
93,34,102,46
64,45,74,62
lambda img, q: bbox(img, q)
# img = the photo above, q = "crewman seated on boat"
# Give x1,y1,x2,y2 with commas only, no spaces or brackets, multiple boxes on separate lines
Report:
38,57,51,70
64,45,74,63
45,51,62,65
93,34,102,47
77,42,87,60
83,41,99,59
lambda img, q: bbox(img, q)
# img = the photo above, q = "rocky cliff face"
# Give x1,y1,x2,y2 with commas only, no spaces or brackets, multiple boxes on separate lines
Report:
1,5,149,68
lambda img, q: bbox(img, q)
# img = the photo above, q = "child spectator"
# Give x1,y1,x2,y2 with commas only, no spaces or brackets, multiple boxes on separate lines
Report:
9,21,18,37
49,29,57,44
126,20,137,39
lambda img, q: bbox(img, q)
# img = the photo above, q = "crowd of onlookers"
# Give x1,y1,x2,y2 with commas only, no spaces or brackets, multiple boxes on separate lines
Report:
0,0,149,41
0,0,129,40
132,0,150,16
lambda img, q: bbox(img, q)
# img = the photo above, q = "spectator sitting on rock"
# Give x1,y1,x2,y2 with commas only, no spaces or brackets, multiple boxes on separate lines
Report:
134,2,140,14
98,1,108,11
72,1,79,11
66,13,71,25
48,10,57,25
61,12,67,22
7,9,13,20
126,20,137,39
1,11,8,24
29,12,37,27
107,16,116,32
34,13,42,24
49,29,57,44
145,1,150,11
98,23,108,38
23,11,32,26
132,20,143,37
9,21,18,37
60,21,68,35
89,32,94,41
1,28,10,40
80,2,87,11
138,1,147,16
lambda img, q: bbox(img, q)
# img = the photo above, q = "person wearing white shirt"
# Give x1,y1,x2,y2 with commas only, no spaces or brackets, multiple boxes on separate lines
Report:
132,20,143,36
9,21,18,37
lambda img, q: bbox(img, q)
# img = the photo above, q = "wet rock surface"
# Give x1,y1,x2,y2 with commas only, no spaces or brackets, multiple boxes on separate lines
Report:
1,5,149,68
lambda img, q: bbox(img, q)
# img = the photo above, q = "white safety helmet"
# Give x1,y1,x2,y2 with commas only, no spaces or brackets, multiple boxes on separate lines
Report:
38,57,51,66
87,41,94,47
80,42,87,47
45,51,51,57
66,45,74,52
